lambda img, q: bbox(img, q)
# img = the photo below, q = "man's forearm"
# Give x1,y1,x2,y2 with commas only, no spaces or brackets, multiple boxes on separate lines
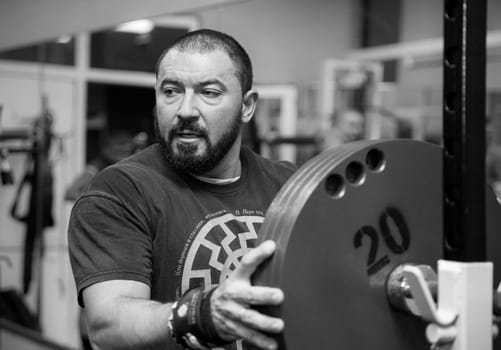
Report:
87,296,173,350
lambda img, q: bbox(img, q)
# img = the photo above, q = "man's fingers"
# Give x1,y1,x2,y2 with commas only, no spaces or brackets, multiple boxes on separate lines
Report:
237,307,284,334
217,316,280,350
234,286,284,306
233,240,277,279
221,301,284,333
210,240,284,349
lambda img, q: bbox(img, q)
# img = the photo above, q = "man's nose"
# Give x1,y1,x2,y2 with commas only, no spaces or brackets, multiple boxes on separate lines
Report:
177,91,200,119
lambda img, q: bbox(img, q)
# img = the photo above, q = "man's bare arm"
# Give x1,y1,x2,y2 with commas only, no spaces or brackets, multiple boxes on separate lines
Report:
82,241,284,350
83,280,173,350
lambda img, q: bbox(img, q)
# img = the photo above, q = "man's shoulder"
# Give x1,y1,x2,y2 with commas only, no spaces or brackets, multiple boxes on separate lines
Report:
242,146,297,180
103,143,168,177
119,143,163,167
86,144,177,192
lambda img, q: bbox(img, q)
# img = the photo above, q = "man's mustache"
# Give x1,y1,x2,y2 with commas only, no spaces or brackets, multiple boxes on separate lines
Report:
170,120,208,138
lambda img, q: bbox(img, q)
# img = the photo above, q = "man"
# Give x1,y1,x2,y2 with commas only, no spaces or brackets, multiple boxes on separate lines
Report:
68,29,296,350
321,109,364,150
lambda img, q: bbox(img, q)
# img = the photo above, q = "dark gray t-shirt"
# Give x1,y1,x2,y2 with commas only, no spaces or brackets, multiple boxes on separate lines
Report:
68,143,295,348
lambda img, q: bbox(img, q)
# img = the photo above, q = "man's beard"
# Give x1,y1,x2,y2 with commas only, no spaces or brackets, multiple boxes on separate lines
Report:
154,114,242,175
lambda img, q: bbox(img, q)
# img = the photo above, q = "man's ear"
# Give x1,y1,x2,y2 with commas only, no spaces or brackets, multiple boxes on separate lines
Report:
241,90,258,123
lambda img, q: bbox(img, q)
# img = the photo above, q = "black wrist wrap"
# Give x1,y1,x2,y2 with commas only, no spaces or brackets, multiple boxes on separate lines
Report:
169,286,231,349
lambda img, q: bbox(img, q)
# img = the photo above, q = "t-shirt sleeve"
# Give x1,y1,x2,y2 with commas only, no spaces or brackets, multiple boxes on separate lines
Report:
68,184,153,307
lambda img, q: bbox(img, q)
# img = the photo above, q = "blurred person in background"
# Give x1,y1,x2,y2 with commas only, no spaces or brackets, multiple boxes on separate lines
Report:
486,116,501,199
321,108,365,150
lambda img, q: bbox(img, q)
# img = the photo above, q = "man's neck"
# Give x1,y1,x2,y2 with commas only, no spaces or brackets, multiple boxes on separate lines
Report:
196,158,241,180
201,143,242,179
192,173,240,185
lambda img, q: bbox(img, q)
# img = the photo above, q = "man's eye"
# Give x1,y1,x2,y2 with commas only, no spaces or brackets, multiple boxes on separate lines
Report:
201,89,221,98
163,87,180,96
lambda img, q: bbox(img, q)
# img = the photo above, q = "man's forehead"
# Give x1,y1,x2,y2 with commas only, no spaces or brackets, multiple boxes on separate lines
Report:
158,48,236,77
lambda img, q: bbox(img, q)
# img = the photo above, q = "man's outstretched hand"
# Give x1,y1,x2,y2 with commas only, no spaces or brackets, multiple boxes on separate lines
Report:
210,240,284,350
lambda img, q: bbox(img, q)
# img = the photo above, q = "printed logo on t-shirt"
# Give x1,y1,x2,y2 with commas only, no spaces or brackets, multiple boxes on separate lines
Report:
178,210,265,350
180,210,264,294
178,210,266,350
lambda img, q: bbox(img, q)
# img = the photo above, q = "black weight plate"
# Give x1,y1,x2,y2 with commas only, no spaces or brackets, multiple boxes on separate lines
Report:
253,139,501,350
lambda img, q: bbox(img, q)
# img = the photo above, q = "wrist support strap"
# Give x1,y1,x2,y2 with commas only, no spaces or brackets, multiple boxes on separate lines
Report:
168,286,230,349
